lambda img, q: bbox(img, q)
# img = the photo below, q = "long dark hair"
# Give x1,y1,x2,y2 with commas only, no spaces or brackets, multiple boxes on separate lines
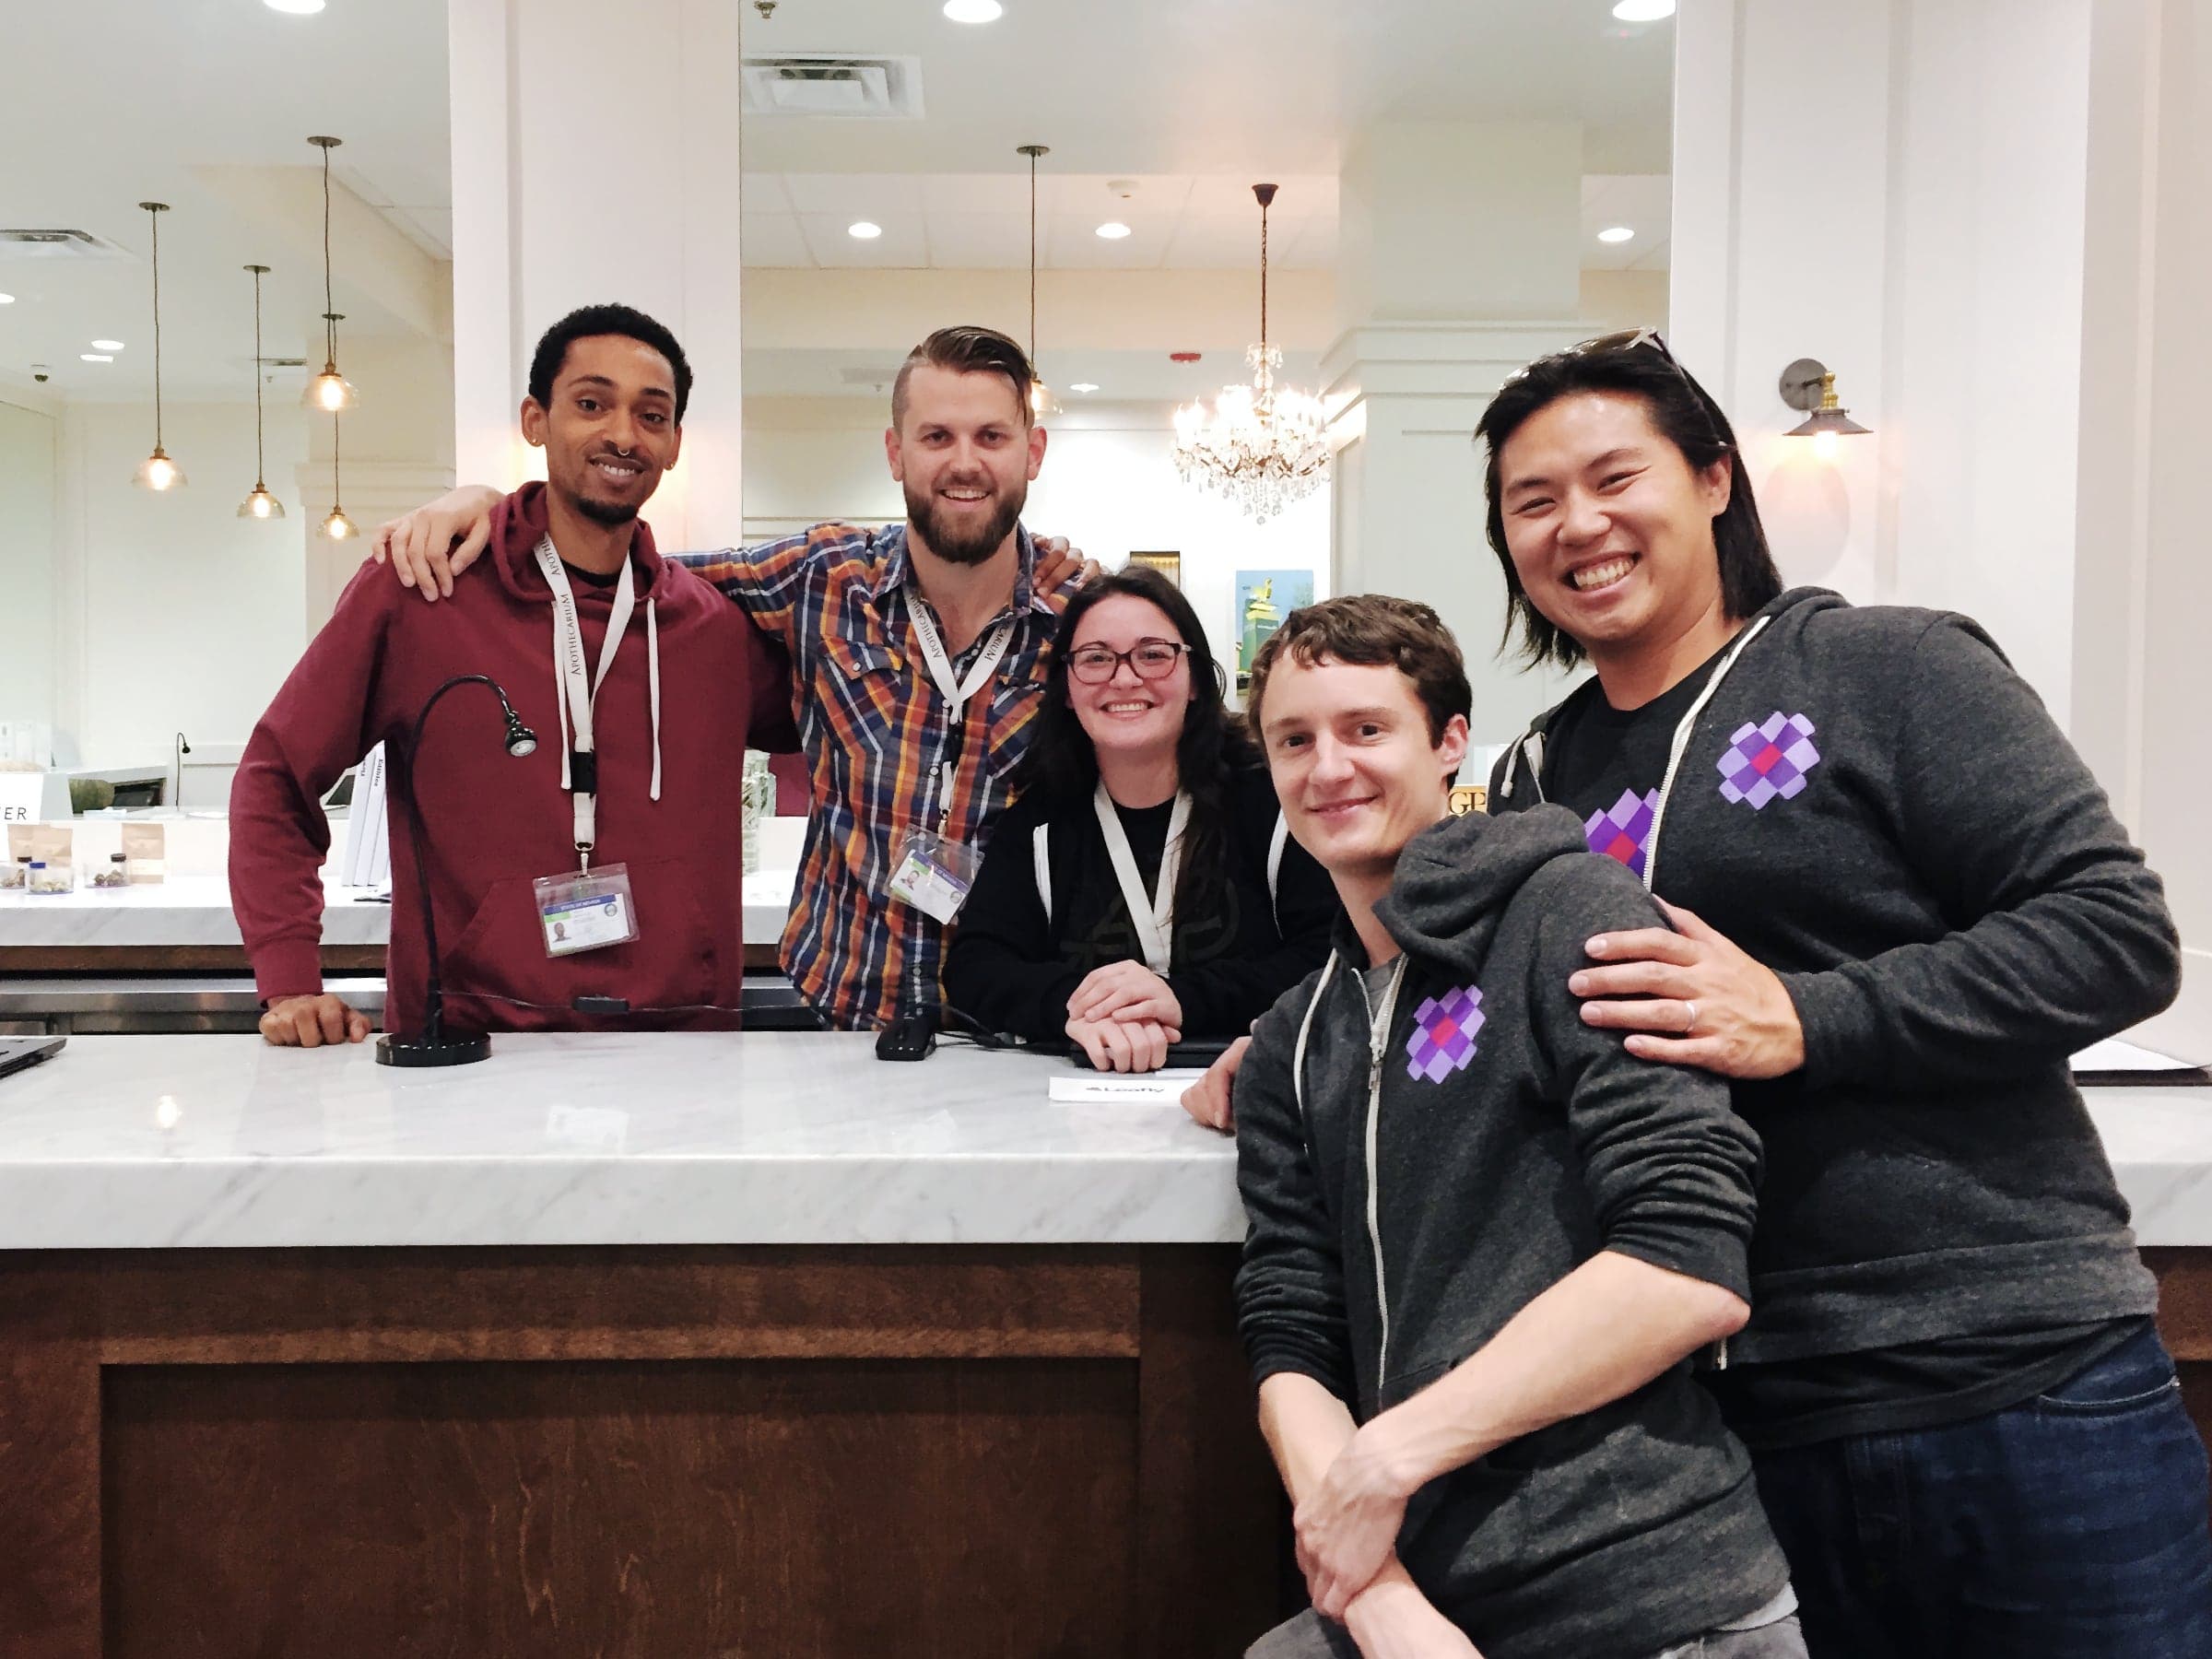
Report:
1473,334,1783,670
1018,564,1258,935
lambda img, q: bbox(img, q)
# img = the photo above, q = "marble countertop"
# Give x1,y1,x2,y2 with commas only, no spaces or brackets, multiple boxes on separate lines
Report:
0,870,797,949
0,1033,1240,1249
0,1035,2206,1253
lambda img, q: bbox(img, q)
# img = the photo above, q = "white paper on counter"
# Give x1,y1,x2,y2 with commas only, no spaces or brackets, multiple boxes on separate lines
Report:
1049,1070,1207,1104
2074,1039,2197,1074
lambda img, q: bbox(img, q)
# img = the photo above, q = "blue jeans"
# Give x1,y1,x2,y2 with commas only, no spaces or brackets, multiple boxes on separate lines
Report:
1751,1323,2212,1658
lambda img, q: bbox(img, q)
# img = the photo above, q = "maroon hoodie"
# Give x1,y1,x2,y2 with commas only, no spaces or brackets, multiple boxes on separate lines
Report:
230,484,795,1034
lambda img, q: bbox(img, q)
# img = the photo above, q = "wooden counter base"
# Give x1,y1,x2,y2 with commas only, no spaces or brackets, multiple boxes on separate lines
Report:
0,1245,1282,1659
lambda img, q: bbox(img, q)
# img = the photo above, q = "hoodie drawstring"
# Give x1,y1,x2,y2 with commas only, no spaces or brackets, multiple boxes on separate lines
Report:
1640,615,1772,891
646,595,662,801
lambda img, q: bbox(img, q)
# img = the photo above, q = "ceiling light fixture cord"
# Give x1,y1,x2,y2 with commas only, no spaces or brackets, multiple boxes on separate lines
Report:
322,141,335,361
150,207,163,449
1029,150,1037,362
252,267,266,481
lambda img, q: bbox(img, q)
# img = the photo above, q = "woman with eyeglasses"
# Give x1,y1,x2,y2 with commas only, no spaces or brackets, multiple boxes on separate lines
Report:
1470,329,2208,1656
947,564,1336,1071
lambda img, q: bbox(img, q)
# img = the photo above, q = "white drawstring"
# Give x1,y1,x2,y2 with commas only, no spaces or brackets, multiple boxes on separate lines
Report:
646,596,662,801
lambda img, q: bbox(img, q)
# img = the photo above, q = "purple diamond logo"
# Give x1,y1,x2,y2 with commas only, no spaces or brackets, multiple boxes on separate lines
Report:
1584,787,1660,877
1406,984,1484,1083
1717,712,1821,810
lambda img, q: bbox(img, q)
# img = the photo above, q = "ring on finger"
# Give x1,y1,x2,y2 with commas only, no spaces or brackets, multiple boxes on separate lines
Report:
1682,999,1698,1034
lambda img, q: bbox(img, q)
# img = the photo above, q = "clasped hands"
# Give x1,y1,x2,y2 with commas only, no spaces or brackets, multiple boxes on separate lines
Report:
1064,960,1182,1072
1297,1423,1484,1656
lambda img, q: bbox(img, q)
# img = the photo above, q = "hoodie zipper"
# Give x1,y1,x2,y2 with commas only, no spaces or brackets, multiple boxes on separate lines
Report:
1355,957,1409,1383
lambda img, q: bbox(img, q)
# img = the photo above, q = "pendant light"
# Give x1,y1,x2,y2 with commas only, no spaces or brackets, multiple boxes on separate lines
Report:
301,135,359,413
237,265,286,519
1017,144,1059,418
1172,184,1329,521
131,202,185,491
319,391,356,540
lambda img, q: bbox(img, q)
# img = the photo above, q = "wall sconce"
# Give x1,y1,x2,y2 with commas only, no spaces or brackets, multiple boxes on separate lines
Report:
1780,358,1870,462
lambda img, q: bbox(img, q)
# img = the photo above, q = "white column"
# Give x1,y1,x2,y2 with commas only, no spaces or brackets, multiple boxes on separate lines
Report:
1326,121,1590,744
1671,0,2096,727
448,0,744,550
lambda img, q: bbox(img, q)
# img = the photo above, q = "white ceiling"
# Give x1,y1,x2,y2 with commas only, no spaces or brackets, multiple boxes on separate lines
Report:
0,0,1671,402
0,0,452,402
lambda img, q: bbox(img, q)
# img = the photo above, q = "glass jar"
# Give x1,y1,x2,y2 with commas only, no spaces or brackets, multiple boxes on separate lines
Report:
0,857,25,891
92,853,130,889
26,860,73,895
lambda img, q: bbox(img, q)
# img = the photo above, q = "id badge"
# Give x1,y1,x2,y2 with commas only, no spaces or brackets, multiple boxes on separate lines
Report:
886,829,982,925
533,863,641,958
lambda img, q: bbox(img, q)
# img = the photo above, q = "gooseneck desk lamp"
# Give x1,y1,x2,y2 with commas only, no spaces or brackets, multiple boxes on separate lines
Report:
375,675,538,1069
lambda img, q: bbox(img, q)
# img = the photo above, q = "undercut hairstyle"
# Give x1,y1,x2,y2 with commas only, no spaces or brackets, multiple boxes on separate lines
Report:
1473,340,1782,670
527,303,693,425
891,324,1036,430
1246,594,1474,747
1017,564,1252,930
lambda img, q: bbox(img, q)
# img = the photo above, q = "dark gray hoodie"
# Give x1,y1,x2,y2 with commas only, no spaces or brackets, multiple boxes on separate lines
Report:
1487,588,2178,1365
1234,807,1788,1659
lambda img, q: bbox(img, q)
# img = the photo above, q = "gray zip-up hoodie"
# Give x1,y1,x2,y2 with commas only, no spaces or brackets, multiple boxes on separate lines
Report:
1234,807,1788,1659
1487,588,2178,1363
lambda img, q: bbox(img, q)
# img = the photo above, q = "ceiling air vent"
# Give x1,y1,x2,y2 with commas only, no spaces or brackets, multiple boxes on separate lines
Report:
741,55,924,118
0,229,133,260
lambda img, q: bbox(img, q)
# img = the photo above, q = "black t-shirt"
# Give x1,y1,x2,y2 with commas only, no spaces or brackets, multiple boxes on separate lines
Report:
944,763,1339,1044
1530,646,2134,1449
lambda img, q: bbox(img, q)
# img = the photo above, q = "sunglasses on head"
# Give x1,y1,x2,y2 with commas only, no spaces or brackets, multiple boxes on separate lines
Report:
1504,327,1728,446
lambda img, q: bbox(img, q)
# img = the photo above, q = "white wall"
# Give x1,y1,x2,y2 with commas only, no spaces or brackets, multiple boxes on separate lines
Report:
53,399,312,769
742,395,1330,673
1673,0,2095,726
0,398,60,741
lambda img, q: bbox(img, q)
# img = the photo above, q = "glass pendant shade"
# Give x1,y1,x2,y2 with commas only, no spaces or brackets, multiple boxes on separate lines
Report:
239,486,286,520
320,506,358,540
134,446,186,491
302,361,359,413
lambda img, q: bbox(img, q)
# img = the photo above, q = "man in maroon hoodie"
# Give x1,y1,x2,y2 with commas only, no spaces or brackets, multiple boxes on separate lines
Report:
230,303,794,1046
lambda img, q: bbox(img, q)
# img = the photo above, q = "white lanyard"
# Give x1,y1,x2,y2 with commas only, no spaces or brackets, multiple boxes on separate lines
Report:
1094,782,1191,975
535,537,634,864
909,601,1015,833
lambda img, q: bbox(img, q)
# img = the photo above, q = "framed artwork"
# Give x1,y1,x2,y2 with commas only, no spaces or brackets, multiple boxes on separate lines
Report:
1125,550,1182,587
1233,569,1316,686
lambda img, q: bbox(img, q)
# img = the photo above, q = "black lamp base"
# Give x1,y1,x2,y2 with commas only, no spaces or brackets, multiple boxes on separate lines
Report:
375,1031,491,1067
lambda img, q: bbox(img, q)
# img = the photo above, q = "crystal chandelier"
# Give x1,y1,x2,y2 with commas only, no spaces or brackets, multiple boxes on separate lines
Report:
1172,182,1328,522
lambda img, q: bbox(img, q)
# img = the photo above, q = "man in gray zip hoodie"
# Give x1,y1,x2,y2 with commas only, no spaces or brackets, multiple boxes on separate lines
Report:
1235,595,1802,1659
1474,331,2210,1656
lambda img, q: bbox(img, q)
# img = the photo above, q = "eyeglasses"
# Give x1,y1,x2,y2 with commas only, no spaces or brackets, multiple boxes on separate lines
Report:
1065,639,1190,684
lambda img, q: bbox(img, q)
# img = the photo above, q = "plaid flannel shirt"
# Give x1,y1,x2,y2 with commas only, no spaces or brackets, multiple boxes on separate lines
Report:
677,523,1066,1029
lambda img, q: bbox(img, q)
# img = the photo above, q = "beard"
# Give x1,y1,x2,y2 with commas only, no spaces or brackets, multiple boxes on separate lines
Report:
905,477,1026,567
573,490,641,528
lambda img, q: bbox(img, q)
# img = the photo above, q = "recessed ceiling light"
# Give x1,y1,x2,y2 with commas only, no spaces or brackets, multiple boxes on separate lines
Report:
1597,226,1635,243
81,353,113,363
1611,0,1675,19
90,338,124,350
1096,221,1132,241
0,293,15,304
1069,382,1100,393
942,0,1003,20
847,220,883,240
264,0,328,13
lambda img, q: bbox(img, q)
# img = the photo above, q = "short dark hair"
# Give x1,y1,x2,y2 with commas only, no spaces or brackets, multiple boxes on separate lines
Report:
891,324,1034,430
1246,594,1474,747
527,303,693,425
1473,334,1782,670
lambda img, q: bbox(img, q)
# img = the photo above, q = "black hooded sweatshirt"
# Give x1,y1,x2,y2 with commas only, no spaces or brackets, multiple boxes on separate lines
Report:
1235,807,1788,1659
1488,588,2180,1439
